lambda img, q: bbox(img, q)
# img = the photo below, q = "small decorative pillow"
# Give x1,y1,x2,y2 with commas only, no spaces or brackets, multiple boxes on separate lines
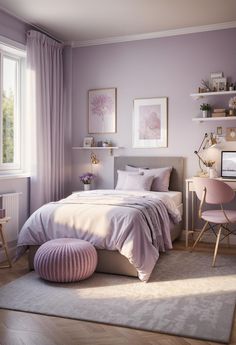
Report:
125,165,148,172
139,167,172,192
123,174,154,191
115,170,141,190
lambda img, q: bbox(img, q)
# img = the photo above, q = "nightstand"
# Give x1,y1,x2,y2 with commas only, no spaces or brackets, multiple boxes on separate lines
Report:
0,217,12,268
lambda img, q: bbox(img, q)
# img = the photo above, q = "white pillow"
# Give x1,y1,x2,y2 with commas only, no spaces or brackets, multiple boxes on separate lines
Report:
139,167,172,192
123,174,154,191
115,170,141,190
125,165,148,172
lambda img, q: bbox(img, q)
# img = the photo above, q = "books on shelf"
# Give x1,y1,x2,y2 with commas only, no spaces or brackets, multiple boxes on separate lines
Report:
211,108,226,117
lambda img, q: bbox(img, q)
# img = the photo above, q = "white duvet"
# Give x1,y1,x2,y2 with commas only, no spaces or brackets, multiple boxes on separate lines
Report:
17,190,181,281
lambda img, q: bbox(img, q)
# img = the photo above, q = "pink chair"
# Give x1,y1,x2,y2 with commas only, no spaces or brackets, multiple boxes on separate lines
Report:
192,177,236,266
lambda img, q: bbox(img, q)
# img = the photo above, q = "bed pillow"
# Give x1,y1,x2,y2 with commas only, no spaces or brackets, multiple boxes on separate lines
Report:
123,174,154,191
125,165,148,172
139,167,172,192
115,170,141,190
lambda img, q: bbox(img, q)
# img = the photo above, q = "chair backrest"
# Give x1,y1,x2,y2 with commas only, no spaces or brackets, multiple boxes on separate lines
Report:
193,177,235,205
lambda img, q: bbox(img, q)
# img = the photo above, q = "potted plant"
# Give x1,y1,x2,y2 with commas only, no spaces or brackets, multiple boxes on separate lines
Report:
80,172,95,191
200,103,211,118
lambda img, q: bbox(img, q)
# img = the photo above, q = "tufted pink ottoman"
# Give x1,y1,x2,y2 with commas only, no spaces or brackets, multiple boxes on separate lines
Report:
34,238,97,283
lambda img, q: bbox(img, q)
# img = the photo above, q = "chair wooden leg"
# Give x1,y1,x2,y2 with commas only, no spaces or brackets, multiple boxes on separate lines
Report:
212,226,222,267
191,221,209,251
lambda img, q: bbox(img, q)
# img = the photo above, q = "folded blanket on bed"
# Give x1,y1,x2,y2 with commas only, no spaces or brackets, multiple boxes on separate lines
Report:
17,190,181,281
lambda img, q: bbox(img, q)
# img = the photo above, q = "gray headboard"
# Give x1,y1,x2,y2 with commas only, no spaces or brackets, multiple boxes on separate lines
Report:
114,156,184,193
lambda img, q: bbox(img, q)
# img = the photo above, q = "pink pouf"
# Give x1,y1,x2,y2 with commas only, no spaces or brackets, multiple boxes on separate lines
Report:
34,238,97,283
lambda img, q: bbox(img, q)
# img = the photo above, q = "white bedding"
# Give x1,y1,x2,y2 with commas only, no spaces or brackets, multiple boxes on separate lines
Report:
17,190,181,282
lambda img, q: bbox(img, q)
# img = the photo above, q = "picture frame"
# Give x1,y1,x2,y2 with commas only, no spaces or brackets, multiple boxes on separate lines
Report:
226,127,236,141
211,77,227,92
88,88,117,134
83,136,94,147
133,97,168,148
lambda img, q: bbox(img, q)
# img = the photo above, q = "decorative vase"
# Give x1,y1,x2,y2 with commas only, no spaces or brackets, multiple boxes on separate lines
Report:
84,184,91,191
202,110,208,118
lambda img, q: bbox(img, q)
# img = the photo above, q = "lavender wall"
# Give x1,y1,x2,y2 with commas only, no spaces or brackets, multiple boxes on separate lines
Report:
0,9,29,44
71,28,236,191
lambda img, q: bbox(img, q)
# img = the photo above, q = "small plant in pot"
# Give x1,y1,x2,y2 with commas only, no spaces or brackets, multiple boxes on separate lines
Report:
200,103,211,118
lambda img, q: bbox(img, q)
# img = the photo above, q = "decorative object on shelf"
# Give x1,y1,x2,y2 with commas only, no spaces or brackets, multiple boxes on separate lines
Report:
228,96,236,116
194,132,217,176
83,136,94,147
226,127,236,141
88,88,117,134
90,152,99,164
102,140,110,147
212,108,226,118
133,97,167,148
200,103,211,118
200,79,212,92
80,172,95,190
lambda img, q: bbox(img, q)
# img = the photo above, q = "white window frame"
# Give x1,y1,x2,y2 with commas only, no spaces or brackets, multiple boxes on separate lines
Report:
0,40,26,174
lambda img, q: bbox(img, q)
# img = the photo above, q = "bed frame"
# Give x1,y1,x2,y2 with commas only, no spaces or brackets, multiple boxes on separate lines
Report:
28,156,184,277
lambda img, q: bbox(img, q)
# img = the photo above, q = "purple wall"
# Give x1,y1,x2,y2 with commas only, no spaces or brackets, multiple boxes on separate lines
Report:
71,28,236,190
0,9,29,44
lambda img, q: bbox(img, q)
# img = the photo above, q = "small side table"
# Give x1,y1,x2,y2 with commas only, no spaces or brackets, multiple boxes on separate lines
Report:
0,217,12,268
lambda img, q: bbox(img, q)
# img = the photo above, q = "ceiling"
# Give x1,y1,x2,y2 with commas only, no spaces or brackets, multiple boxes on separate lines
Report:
0,0,236,45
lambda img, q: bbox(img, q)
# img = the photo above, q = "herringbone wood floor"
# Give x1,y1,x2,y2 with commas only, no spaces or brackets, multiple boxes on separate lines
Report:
0,242,235,345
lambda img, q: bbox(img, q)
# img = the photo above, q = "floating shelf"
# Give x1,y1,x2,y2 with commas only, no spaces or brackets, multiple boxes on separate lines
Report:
192,116,236,123
190,90,236,99
72,146,122,155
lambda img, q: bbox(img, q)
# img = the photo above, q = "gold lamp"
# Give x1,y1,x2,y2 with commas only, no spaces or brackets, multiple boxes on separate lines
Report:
90,152,99,165
194,133,217,175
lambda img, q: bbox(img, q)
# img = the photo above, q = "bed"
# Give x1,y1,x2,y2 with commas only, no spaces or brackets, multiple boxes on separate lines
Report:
19,156,184,281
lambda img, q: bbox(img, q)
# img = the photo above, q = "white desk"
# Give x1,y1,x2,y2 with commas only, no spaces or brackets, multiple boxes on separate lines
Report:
185,177,236,247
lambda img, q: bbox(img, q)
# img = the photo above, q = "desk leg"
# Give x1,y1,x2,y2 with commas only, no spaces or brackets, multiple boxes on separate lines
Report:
0,224,12,268
185,181,189,248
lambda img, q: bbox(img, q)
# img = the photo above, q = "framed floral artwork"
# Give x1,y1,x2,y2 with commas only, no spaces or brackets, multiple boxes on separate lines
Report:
133,97,168,148
88,88,117,134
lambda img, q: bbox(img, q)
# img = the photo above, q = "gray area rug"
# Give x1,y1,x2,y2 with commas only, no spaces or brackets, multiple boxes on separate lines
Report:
0,250,235,343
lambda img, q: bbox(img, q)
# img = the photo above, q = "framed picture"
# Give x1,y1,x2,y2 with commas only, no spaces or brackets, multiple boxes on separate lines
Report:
226,128,236,141
211,77,227,92
88,88,117,134
83,136,94,147
133,97,168,148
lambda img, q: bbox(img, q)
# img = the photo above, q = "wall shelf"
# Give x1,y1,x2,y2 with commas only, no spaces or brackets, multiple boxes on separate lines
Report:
190,90,236,99
72,146,122,155
192,116,236,123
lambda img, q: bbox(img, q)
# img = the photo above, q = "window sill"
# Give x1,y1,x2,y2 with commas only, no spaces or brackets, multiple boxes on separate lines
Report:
0,173,30,180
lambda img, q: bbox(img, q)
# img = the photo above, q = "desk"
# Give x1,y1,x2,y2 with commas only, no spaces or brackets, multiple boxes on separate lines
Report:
185,178,236,247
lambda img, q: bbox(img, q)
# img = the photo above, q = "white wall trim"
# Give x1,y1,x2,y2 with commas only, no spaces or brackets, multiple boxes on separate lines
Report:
70,21,236,48
0,34,25,51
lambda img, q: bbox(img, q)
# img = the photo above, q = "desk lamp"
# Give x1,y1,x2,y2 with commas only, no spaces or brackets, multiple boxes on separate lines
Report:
194,133,217,175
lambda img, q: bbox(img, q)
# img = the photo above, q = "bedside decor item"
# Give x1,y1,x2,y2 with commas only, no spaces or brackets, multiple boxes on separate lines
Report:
83,136,94,147
200,103,211,118
80,172,95,190
88,88,117,134
133,97,167,148
229,96,236,116
194,133,217,176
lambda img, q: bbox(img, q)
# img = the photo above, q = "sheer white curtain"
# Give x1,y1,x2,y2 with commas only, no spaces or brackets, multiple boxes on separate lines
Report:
26,30,64,213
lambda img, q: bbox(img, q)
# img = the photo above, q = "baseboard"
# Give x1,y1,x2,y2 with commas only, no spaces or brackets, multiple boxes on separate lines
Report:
181,229,236,245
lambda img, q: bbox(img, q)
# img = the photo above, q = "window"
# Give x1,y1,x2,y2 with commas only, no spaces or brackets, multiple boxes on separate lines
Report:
0,43,25,172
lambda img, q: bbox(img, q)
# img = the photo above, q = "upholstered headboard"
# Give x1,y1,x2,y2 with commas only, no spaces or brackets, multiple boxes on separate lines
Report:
114,156,184,192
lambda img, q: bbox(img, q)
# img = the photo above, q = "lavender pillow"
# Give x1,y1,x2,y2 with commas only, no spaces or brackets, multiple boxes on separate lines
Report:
115,170,141,190
139,167,172,192
123,174,154,191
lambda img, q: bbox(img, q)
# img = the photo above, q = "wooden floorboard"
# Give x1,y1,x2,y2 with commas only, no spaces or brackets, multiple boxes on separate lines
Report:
0,241,235,345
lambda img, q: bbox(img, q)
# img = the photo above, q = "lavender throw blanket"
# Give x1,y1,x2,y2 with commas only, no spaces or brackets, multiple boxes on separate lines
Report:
17,190,181,281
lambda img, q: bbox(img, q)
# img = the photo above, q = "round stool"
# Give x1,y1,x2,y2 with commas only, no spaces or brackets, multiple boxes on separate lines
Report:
34,238,97,283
